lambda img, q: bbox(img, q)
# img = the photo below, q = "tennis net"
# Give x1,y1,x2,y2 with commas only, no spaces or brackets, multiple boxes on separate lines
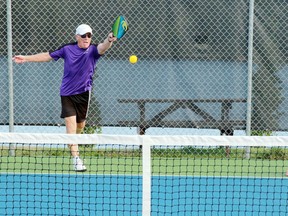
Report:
0,133,287,215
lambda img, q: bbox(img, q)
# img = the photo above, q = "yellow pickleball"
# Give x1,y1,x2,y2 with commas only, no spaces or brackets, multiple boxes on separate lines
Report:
129,55,138,64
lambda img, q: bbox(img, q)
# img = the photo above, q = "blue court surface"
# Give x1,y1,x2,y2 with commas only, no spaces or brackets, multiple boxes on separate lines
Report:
0,174,287,216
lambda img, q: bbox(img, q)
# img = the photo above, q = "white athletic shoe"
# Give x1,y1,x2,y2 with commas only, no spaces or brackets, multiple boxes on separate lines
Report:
73,157,87,172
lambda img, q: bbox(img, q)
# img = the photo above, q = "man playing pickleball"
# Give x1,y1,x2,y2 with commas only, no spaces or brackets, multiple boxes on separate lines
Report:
13,24,117,172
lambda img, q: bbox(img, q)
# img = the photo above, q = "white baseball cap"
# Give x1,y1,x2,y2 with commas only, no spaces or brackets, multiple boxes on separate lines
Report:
75,24,92,35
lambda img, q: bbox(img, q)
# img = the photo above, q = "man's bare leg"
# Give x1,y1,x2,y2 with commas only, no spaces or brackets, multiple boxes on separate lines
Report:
65,116,86,155
65,116,86,171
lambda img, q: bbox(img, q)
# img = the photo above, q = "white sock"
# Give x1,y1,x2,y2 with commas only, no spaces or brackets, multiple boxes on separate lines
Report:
73,157,80,163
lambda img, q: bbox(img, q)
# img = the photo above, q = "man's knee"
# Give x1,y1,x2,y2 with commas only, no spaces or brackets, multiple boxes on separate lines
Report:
76,128,84,134
76,121,86,134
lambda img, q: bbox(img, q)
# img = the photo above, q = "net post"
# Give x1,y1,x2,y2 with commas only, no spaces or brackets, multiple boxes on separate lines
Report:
142,138,151,216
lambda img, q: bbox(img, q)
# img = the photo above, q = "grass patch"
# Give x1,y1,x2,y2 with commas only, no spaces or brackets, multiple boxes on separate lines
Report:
1,145,287,177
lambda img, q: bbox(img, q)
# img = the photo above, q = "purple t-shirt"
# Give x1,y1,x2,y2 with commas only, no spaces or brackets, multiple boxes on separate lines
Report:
49,42,101,96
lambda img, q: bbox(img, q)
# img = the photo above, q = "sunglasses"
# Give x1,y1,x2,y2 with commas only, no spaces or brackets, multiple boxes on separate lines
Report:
80,33,92,38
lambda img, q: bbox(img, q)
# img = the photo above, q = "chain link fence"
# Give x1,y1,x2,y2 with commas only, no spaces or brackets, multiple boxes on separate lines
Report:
1,0,287,135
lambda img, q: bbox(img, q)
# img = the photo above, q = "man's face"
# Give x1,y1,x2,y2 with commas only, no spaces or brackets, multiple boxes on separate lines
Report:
76,32,92,49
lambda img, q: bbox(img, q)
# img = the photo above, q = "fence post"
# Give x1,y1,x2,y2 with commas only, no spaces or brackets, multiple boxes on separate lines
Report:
245,0,255,159
7,0,15,156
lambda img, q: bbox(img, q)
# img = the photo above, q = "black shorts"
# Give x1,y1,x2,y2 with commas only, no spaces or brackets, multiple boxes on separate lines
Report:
61,91,91,123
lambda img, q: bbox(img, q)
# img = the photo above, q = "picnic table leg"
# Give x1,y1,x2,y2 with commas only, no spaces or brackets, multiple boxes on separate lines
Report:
137,126,146,150
220,101,234,158
139,126,146,135
137,101,147,149
220,129,234,158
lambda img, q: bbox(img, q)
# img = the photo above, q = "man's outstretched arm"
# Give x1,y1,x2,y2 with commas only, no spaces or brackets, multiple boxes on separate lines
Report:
97,33,117,55
13,52,53,63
